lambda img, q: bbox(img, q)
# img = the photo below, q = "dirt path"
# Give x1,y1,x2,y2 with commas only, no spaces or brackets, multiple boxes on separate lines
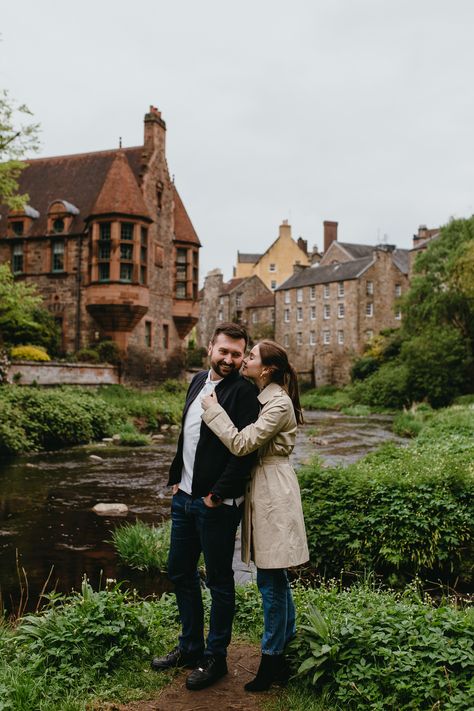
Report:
93,644,280,711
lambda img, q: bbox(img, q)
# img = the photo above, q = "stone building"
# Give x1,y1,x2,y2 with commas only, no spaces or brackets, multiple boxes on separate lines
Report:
197,271,272,347
0,107,200,369
275,221,410,385
234,220,312,290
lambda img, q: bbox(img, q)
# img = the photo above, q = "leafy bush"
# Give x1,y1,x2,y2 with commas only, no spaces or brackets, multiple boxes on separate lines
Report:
185,347,207,368
299,407,474,585
392,405,434,437
350,355,379,382
292,582,474,710
118,431,151,447
96,339,121,364
10,345,50,361
75,348,100,363
301,386,355,411
0,387,124,454
351,362,410,410
112,520,172,572
98,384,185,427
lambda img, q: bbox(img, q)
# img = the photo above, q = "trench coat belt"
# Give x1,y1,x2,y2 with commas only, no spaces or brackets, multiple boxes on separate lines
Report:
257,454,288,465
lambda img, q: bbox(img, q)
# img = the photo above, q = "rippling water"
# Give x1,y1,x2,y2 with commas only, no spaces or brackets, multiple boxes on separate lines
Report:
0,412,404,612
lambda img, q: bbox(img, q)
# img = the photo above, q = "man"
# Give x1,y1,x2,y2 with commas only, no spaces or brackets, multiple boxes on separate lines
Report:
151,323,260,690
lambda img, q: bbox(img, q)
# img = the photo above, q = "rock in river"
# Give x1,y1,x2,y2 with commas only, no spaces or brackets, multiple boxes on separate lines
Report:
92,503,128,516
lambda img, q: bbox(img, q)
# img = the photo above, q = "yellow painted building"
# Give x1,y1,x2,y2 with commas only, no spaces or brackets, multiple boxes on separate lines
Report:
234,221,310,290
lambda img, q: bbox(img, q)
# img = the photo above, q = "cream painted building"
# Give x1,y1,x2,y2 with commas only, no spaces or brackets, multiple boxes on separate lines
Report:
234,220,311,290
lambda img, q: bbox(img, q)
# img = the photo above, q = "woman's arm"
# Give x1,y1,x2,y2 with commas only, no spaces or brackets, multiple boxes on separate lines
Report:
202,399,289,456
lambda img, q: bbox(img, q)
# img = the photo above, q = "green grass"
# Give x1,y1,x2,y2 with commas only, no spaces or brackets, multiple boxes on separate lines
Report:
111,519,171,572
97,381,186,429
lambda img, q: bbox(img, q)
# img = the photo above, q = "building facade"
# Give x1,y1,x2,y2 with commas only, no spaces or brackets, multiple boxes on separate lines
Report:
275,222,410,385
0,107,200,366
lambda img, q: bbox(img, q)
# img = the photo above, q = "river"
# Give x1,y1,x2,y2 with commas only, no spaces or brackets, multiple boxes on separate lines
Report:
0,411,404,613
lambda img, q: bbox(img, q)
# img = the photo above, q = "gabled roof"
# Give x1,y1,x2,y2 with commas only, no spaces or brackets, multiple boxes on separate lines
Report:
392,249,410,274
246,293,275,308
219,277,245,295
173,185,201,246
277,257,374,290
323,241,375,261
90,151,151,219
237,252,262,263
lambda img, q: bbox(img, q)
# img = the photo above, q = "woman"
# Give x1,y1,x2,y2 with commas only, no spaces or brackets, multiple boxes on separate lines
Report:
201,339,309,692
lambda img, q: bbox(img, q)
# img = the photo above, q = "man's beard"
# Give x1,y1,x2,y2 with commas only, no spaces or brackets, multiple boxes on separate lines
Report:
210,358,237,378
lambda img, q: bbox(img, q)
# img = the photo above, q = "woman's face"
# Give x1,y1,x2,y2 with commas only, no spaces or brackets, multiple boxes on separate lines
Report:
242,344,263,382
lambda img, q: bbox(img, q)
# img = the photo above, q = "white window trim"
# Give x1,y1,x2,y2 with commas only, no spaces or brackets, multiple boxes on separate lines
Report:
310,306,316,320
323,304,330,319
296,307,303,322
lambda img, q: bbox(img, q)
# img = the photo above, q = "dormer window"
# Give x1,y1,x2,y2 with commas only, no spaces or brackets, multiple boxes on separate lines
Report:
53,218,65,234
11,221,24,236
47,200,79,234
6,205,39,237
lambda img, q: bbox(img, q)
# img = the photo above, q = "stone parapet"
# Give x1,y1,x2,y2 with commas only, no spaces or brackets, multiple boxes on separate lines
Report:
7,361,120,386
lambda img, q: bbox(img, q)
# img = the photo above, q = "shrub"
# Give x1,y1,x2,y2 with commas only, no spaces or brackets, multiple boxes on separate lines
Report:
10,345,50,362
350,355,379,382
351,362,410,409
185,347,207,368
96,339,121,364
118,431,151,447
292,582,474,710
299,408,474,585
112,520,171,572
75,348,100,363
301,386,355,411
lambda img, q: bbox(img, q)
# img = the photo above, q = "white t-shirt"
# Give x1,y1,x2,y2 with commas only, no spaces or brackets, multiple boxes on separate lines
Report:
180,371,243,506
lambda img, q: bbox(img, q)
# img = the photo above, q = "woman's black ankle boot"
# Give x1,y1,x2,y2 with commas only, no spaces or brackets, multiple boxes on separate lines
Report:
245,653,289,692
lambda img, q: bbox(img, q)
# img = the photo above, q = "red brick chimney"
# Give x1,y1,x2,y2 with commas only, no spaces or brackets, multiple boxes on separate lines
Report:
323,221,338,252
144,105,166,154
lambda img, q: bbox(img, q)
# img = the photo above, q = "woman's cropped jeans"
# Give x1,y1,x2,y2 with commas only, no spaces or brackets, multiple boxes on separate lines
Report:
256,567,296,655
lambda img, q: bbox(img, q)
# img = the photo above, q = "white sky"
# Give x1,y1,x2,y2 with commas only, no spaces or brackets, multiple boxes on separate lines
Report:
2,0,474,281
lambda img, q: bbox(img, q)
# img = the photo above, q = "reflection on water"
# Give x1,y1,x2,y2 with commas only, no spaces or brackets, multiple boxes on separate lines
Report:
0,411,403,611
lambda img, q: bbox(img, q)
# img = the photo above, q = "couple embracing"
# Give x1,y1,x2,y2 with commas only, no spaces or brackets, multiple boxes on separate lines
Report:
151,322,309,693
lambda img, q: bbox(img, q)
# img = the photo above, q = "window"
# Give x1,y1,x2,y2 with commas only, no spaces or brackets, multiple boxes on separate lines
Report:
271,280,277,290
175,247,188,298
218,310,223,321
283,334,289,347
121,222,134,241
366,302,373,317
310,305,316,320
337,303,345,318
219,297,224,305
11,221,24,236
52,240,65,272
338,330,344,345
269,263,276,272
140,227,148,285
296,332,303,346
338,282,345,297
53,218,65,234
98,222,111,282
284,308,290,323
284,291,290,304
310,330,316,346
297,307,303,321
366,280,374,295
323,284,330,299
323,330,330,345
236,293,242,307
252,312,258,323
395,283,402,297
163,324,169,349
310,285,316,300
395,307,402,320
120,263,133,282
12,243,23,273
145,321,152,348
296,289,303,303
119,223,134,283
323,304,330,319
120,243,133,260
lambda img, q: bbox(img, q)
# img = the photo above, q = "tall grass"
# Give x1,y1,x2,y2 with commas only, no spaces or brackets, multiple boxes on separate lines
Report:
111,519,171,572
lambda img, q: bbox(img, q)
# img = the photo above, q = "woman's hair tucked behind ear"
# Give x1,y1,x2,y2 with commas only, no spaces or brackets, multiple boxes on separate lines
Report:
258,340,304,424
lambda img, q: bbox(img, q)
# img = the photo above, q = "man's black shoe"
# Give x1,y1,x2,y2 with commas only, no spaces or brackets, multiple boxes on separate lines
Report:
151,645,201,671
185,654,228,690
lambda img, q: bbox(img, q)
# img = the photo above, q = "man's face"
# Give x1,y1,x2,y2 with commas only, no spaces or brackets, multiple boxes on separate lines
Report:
208,333,246,379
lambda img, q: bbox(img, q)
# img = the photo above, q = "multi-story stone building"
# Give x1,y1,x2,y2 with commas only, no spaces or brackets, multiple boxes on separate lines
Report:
197,271,272,347
0,107,200,366
275,221,410,385
234,220,313,290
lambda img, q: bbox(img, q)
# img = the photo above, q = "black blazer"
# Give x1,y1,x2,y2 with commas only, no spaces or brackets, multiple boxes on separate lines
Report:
168,370,260,499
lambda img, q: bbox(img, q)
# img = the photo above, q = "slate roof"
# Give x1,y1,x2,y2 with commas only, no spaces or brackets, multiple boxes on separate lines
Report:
392,249,410,274
1,146,200,246
237,252,262,263
219,277,245,295
334,242,375,259
246,293,275,308
276,257,374,290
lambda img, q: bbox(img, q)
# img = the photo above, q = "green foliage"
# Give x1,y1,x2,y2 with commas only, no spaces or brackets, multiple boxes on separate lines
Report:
75,348,100,363
351,362,410,410
112,520,172,572
96,339,121,364
299,406,474,585
118,431,151,447
350,355,379,382
291,582,474,710
392,405,434,438
185,346,207,368
0,89,40,210
301,386,355,411
0,387,124,455
98,383,185,428
10,344,50,361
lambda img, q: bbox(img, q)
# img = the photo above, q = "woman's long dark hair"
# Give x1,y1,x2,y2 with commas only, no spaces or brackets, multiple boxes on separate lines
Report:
258,340,304,424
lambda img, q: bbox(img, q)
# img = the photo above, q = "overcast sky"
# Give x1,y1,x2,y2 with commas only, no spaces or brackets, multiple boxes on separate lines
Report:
2,0,474,281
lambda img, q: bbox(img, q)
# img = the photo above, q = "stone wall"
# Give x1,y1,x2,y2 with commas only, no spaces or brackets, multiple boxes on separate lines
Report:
7,361,120,386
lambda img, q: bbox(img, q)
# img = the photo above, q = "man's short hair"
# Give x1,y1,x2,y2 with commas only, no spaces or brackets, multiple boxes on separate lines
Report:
210,322,249,348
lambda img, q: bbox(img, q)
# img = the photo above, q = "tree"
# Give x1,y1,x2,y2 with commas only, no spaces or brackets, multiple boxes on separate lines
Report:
0,89,40,209
0,264,60,353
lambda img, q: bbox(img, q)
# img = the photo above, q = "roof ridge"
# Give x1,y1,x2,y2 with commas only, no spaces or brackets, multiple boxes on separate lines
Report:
24,146,143,163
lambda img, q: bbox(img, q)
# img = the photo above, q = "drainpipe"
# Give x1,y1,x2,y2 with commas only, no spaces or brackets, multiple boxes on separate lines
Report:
75,233,83,351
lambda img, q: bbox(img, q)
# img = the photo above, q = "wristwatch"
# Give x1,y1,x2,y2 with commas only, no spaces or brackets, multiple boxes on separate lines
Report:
210,492,222,504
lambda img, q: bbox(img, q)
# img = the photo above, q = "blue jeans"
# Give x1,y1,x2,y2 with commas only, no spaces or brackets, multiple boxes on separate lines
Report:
256,567,296,655
167,489,242,658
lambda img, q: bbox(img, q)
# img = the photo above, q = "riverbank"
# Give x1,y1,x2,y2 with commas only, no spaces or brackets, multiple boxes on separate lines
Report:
0,382,187,456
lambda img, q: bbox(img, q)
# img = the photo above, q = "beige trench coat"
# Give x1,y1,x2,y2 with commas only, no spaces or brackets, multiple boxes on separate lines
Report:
202,382,309,569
